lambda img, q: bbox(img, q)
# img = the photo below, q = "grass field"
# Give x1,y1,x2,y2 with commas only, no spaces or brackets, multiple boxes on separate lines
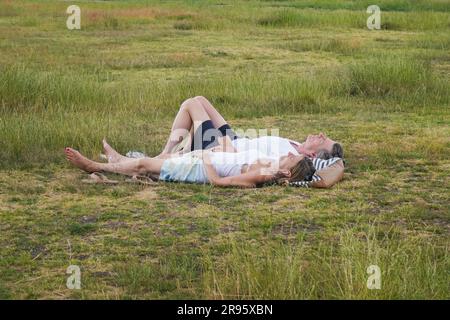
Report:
0,0,449,299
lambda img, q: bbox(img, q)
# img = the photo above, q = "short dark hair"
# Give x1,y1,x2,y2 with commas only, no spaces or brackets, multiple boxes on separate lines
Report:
317,143,344,160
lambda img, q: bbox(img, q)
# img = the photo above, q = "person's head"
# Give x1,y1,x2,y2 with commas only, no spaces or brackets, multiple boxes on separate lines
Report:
302,132,343,159
275,153,316,185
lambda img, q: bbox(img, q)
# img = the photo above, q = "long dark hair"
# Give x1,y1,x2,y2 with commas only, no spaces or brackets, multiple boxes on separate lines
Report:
274,157,316,185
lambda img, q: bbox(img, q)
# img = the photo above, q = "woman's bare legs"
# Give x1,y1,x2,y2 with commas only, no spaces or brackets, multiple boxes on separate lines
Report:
65,147,165,177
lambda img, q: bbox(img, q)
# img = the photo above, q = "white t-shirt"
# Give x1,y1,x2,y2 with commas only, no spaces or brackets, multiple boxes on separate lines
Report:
231,136,300,158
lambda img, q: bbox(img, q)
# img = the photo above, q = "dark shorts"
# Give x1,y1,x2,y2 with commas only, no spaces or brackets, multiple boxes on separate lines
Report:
191,121,239,151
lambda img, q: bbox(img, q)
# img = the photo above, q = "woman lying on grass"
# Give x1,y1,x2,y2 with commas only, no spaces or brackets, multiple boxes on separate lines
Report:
65,148,316,188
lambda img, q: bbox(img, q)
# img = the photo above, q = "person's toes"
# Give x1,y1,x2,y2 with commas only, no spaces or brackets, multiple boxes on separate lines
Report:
102,139,112,154
65,147,79,161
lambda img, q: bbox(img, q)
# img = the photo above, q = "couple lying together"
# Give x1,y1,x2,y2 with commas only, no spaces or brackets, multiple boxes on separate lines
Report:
66,96,344,188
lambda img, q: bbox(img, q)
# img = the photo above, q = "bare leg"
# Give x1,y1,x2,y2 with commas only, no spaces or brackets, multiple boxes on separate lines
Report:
102,139,130,163
193,96,228,129
158,98,197,156
102,139,181,164
65,147,164,177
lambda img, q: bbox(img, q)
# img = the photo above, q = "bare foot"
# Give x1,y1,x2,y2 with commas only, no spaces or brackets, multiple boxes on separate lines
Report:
65,147,101,173
102,139,129,163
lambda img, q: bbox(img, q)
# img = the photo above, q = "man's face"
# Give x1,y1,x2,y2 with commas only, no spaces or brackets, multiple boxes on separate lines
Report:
303,132,335,154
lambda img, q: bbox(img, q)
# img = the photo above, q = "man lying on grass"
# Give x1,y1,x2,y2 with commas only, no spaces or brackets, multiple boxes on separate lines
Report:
103,96,344,162
160,96,343,160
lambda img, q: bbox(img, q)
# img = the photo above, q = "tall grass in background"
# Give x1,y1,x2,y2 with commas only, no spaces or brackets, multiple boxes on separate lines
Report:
0,66,110,113
1,53,448,168
0,65,329,115
256,8,449,30
348,56,449,104
2,56,446,116
257,9,364,28
2,0,449,32
259,0,450,12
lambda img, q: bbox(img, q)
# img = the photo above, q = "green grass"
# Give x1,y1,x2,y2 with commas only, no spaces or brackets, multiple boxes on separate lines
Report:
0,0,449,299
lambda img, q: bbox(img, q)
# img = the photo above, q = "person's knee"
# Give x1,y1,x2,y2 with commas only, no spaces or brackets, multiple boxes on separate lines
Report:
181,96,207,108
180,97,199,110
180,98,193,109
182,97,202,112
194,96,206,103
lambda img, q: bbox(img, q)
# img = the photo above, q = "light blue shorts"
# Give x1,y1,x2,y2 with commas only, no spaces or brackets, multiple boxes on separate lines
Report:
159,154,208,184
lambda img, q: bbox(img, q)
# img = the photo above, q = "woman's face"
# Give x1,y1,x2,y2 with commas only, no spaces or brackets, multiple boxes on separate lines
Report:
279,152,305,170
303,132,335,154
